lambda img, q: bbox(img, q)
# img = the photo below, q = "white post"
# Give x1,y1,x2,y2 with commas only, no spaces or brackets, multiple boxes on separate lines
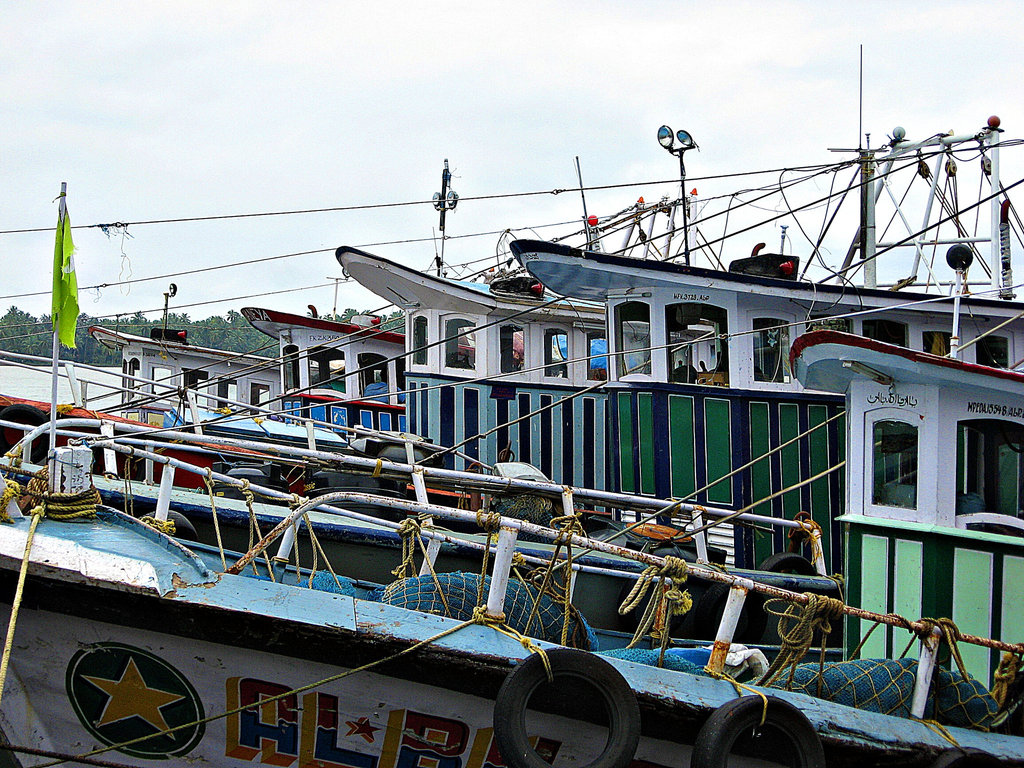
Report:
810,526,828,576
50,445,93,494
154,465,175,522
485,524,519,619
100,422,117,475
65,364,82,408
691,507,709,562
704,579,752,675
989,128,1002,292
911,628,943,718
412,468,442,576
305,420,317,452
185,390,204,435
950,269,964,359
47,183,68,467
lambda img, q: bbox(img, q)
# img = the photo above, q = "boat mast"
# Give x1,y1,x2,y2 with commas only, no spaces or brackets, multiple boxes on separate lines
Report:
432,159,458,276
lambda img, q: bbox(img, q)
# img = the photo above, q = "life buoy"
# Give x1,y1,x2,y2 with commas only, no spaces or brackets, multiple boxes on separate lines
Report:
690,695,825,768
493,649,640,768
0,404,49,463
928,748,1000,767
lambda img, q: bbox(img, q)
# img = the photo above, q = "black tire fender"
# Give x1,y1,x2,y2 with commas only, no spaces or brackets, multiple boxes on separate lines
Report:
0,404,49,463
493,649,640,768
690,695,825,768
757,551,817,576
167,510,199,541
929,748,1001,767
692,583,768,644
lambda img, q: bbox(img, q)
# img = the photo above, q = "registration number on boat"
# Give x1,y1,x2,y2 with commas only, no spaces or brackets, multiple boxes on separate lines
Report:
673,293,710,302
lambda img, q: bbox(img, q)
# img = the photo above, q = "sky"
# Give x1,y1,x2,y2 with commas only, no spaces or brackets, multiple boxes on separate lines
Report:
3,1,1024,331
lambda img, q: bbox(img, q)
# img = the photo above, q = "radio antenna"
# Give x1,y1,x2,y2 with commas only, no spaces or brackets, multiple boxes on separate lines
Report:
858,44,864,150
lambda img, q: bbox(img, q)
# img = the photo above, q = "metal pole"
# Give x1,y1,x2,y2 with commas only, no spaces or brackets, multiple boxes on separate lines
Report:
679,154,691,265
48,182,67,489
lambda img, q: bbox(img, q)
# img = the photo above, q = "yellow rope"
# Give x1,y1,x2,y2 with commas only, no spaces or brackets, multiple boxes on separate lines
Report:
240,480,274,579
202,469,227,570
992,652,1022,707
758,593,846,688
139,516,176,535
0,477,22,523
912,717,961,747
619,556,692,655
0,513,42,701
705,669,770,726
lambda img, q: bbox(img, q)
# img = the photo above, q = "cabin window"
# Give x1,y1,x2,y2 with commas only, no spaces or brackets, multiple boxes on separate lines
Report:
499,324,525,373
250,382,271,407
871,420,918,509
544,329,569,378
216,379,238,405
122,357,141,403
309,348,346,390
587,331,607,381
444,319,476,370
922,331,951,357
752,318,791,383
395,357,406,403
956,419,1024,523
283,344,301,390
616,301,651,377
358,352,388,398
807,316,851,333
665,302,729,385
412,316,428,365
976,335,1009,368
183,368,209,390
150,365,173,395
862,319,907,348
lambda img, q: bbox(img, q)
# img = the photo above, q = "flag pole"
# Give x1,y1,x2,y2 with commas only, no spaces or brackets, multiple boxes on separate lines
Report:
47,182,67,481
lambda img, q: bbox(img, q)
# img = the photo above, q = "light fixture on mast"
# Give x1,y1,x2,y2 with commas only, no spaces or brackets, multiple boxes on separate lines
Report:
657,125,698,265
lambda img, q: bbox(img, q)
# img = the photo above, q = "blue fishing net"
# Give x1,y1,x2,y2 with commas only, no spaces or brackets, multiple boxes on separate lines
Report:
247,571,356,596
492,495,555,543
599,647,708,675
786,658,1000,729
378,571,598,651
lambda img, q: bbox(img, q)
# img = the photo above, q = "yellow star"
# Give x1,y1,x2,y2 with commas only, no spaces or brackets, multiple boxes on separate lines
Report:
83,658,185,731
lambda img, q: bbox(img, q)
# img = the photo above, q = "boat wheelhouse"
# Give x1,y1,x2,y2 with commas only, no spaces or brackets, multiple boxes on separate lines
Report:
337,247,610,489
793,329,1024,684
242,306,409,433
512,118,1021,572
89,325,281,425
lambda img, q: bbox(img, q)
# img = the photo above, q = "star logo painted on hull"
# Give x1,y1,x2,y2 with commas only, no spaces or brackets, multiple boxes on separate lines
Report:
66,643,205,758
345,715,382,743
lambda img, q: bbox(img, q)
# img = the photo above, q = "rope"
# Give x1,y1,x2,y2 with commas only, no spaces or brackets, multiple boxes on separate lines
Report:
758,592,846,688
240,480,274,579
0,477,22,523
992,652,1022,707
705,669,770,726
201,469,227,570
619,556,693,656
139,516,176,535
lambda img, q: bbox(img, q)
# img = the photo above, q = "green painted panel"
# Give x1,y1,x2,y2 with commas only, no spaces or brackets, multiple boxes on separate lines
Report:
807,405,832,570
704,398,732,504
617,393,635,493
638,392,655,496
893,540,923,622
748,402,773,564
669,395,696,499
954,549,994,682
859,535,890,658
779,403,801,516
1003,557,1024,646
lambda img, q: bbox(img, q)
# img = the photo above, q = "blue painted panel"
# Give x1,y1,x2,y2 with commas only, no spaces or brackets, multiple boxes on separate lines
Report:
360,410,373,429
380,413,392,431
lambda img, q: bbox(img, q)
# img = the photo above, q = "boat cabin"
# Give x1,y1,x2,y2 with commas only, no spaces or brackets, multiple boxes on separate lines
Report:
793,330,1024,681
242,307,408,432
89,325,281,425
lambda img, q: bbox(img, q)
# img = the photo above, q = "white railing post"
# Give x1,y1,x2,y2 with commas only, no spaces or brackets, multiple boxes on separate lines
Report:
704,578,752,675
414,468,442,576
49,446,93,495
100,422,117,476
911,628,943,718
810,525,828,575
485,524,519,619
154,466,176,522
691,507,709,562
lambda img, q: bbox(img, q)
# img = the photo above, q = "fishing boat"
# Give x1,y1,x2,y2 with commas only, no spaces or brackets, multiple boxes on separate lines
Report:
512,117,1022,574
0,325,1021,766
241,306,409,433
336,246,609,489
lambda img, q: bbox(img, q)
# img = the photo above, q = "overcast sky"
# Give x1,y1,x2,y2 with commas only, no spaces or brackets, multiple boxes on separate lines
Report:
3,1,1023,330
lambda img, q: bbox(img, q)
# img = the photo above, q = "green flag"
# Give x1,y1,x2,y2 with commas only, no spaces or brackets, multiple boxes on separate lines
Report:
51,200,79,348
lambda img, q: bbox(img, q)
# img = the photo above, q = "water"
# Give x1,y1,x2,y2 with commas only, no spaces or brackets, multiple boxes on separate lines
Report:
0,363,124,405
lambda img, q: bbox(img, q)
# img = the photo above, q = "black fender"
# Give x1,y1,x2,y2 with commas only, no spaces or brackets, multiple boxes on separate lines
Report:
690,695,825,768
493,649,639,768
0,403,49,463
691,582,768,644
757,551,818,576
929,748,1001,767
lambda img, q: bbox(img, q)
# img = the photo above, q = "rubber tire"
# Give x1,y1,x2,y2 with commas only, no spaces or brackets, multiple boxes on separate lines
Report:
168,511,199,541
0,404,49,464
690,695,825,768
929,748,1001,767
758,551,817,576
691,583,768,644
493,649,640,768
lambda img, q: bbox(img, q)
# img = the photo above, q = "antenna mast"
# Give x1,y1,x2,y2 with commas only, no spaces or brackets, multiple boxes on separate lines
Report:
432,159,458,276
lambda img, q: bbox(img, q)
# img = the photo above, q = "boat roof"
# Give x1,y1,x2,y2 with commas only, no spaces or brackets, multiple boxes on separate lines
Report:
241,306,405,345
791,329,1024,396
511,239,1024,316
336,245,603,316
88,325,276,365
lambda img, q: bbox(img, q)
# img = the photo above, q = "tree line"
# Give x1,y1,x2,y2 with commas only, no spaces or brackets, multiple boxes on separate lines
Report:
0,307,401,366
